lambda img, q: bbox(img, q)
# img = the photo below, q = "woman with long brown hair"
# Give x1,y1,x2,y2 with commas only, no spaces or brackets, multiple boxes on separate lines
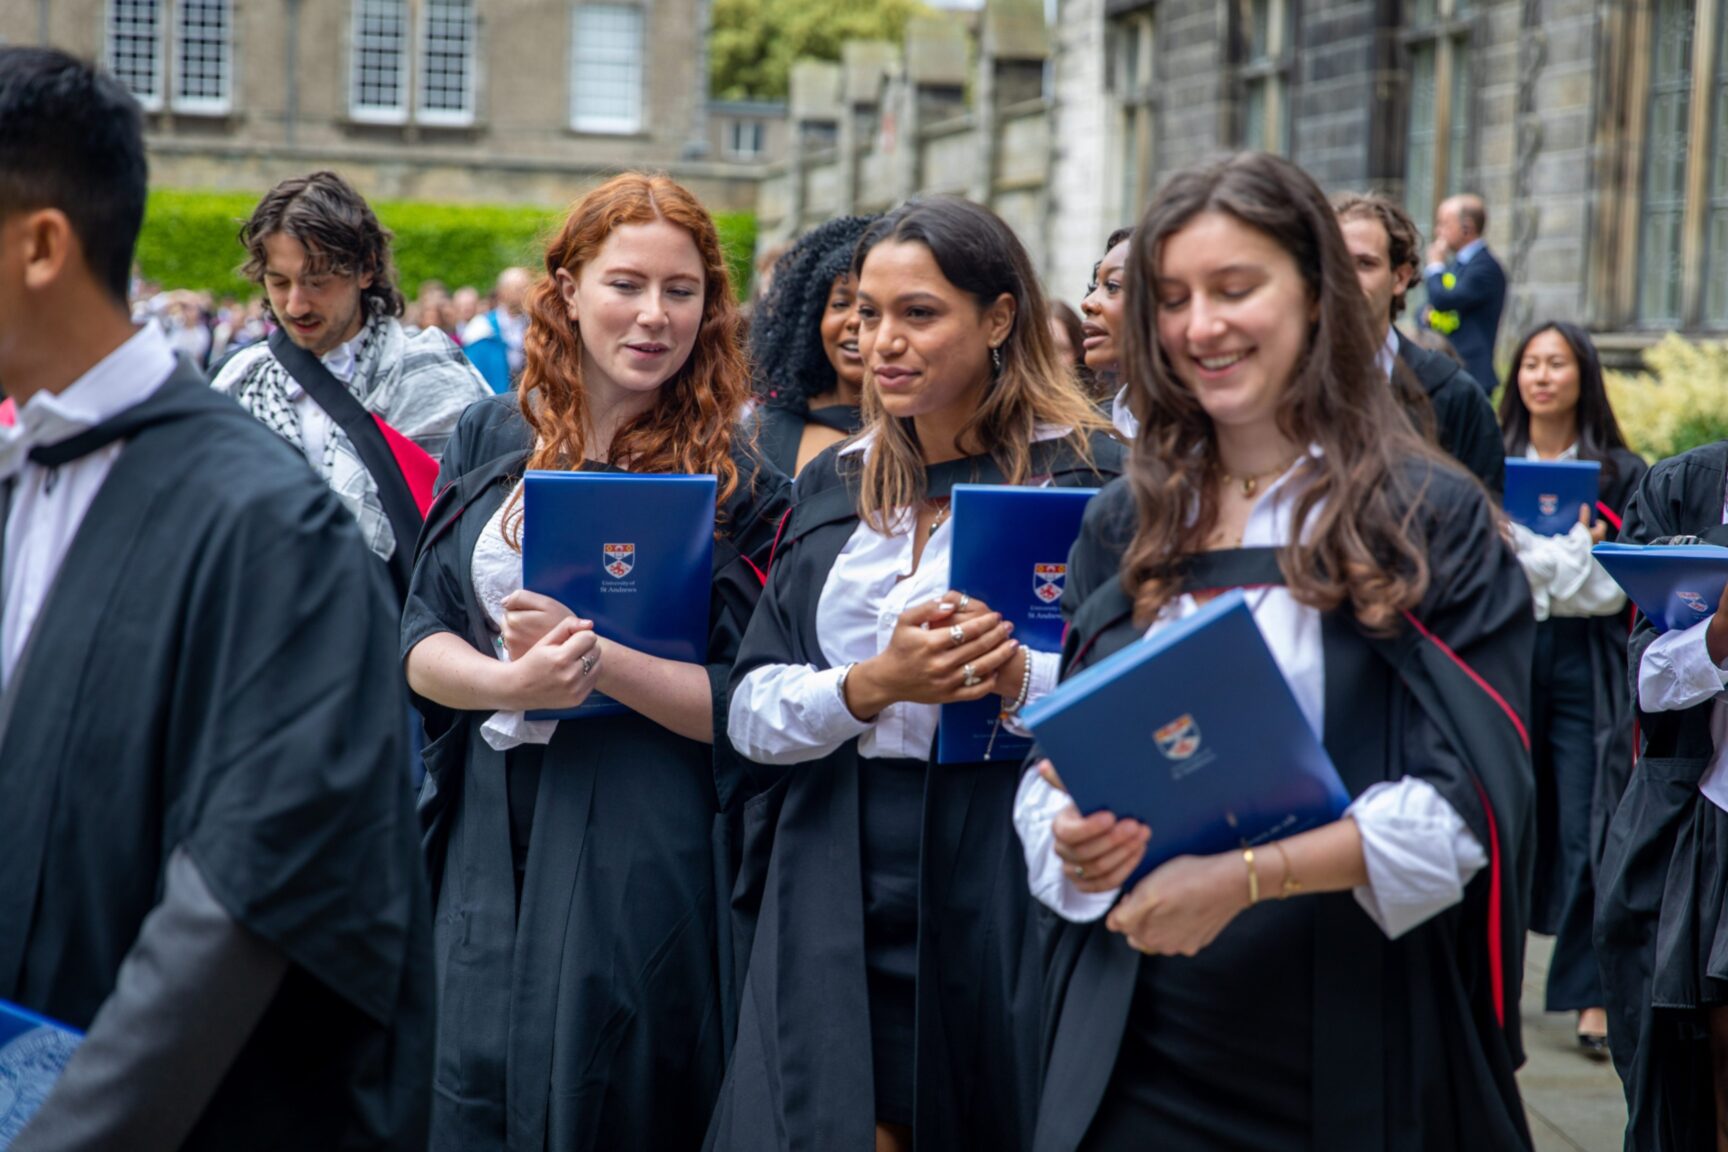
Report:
401,173,789,1151
1017,153,1536,1150
710,196,1123,1152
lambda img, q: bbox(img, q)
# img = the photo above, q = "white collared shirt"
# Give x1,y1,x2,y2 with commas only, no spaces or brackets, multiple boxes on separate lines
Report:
1011,451,1488,939
1637,491,1728,813
1377,325,1400,382
1110,384,1138,439
727,426,1070,765
1,323,178,684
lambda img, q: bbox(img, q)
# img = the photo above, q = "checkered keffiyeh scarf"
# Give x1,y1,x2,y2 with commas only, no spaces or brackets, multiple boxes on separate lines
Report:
214,312,489,561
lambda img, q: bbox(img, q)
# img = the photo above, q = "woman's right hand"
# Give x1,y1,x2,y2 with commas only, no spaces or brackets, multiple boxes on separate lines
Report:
1040,759,1151,894
504,616,602,713
843,595,1019,719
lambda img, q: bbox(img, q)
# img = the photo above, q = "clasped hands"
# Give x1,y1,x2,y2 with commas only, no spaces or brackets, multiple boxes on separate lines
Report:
496,589,603,713
840,592,1024,721
1039,760,1249,958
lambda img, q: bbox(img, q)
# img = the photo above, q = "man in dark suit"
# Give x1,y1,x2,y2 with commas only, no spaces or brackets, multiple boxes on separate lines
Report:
1421,193,1507,395
1336,193,1504,495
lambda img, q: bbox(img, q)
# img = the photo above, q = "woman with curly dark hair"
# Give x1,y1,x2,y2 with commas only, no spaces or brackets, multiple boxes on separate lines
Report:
401,173,790,1152
747,214,878,475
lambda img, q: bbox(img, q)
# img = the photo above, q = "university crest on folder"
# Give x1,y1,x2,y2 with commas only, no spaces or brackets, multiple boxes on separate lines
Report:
603,543,635,579
1538,493,1560,517
1154,714,1202,760
1033,563,1066,604
1680,590,1711,614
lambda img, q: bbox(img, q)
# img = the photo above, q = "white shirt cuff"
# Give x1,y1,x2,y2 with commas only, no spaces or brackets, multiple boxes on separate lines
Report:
1002,647,1062,739
1638,616,1728,712
1424,262,1448,278
1347,777,1486,940
727,663,874,765
1013,767,1120,923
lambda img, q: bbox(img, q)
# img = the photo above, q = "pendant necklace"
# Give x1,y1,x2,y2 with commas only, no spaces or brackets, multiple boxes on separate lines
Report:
1217,455,1305,498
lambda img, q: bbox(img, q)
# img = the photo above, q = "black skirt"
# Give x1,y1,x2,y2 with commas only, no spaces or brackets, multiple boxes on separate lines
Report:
858,756,925,1125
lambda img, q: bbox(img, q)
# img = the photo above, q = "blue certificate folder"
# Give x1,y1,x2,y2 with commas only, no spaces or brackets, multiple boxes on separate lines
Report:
1504,458,1601,536
522,471,716,720
1593,541,1728,633
936,484,1096,764
1020,589,1350,886
0,999,81,1146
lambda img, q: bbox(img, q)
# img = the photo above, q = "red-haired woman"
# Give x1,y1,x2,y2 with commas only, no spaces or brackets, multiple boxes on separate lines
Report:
402,174,790,1152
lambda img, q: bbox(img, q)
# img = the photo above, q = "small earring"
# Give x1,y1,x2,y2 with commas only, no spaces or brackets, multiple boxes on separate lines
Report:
991,345,1003,375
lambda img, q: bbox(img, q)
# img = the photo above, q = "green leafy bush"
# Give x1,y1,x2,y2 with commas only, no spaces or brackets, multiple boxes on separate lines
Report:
1605,334,1728,463
135,188,757,301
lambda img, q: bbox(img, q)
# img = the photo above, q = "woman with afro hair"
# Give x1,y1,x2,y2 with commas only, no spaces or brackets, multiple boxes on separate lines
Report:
747,214,878,475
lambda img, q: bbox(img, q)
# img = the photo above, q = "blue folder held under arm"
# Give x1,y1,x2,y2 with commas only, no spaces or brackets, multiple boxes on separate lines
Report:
937,484,1096,764
522,471,716,720
1504,458,1600,536
1592,541,1728,633
1020,588,1350,887
0,1000,81,1148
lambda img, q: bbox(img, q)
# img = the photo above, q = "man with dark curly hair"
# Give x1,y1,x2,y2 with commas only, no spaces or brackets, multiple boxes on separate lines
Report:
746,215,878,475
213,171,488,593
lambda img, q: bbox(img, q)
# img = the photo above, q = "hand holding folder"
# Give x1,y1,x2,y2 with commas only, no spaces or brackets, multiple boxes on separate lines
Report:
1593,540,1728,633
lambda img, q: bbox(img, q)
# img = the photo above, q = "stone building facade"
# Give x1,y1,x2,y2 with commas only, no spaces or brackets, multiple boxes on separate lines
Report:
2,0,764,212
1049,0,1726,361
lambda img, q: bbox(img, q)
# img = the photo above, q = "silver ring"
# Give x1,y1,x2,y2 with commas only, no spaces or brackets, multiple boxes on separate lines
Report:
948,624,966,647
1071,863,1086,880
580,652,597,676
962,663,981,687
956,594,971,611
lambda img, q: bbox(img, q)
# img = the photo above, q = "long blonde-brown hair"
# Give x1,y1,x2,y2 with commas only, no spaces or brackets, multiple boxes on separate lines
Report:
1120,153,1448,632
850,197,1110,530
505,173,750,546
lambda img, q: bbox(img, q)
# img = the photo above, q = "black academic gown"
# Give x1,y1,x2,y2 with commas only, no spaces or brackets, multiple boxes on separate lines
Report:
1032,467,1536,1152
1596,441,1728,1150
404,395,790,1152
1394,331,1504,495
0,364,433,1150
706,432,1124,1152
747,400,864,477
1528,448,1648,936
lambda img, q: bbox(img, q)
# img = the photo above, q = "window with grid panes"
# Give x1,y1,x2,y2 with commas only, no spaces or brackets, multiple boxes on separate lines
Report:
173,0,231,114
419,0,476,125
1240,0,1289,155
728,120,765,159
1403,0,1473,319
1112,8,1156,224
352,0,409,123
570,5,645,134
1708,6,1728,327
108,0,165,111
1640,0,1692,325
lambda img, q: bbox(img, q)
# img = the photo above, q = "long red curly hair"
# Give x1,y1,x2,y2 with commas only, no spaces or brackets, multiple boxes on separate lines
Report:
506,173,749,546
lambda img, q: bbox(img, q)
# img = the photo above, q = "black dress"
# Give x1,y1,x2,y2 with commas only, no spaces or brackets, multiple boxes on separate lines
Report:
747,401,863,477
1525,448,1647,1012
705,432,1125,1152
1596,440,1728,1150
0,364,433,1150
1033,467,1536,1152
403,395,791,1151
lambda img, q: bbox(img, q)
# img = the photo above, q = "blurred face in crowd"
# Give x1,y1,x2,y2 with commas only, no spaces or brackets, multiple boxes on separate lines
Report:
1080,239,1130,374
1434,199,1468,253
497,267,531,315
1049,316,1076,364
1153,210,1315,432
854,239,1014,424
1339,213,1410,343
556,217,705,402
819,273,865,392
261,231,372,357
1516,328,1582,426
452,286,480,326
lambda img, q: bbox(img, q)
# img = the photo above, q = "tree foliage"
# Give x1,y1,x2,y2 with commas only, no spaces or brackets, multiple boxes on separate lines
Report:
710,0,928,102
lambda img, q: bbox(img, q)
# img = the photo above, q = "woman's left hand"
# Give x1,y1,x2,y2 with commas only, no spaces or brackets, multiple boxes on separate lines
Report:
1105,852,1251,957
501,589,581,661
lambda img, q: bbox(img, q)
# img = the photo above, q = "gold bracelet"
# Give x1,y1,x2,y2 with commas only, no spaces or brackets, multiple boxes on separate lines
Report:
1271,840,1303,899
1242,847,1259,906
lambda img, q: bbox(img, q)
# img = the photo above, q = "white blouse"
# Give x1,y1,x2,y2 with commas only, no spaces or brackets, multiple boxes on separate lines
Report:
1507,442,1626,621
1012,451,1488,940
727,428,1067,765
470,481,559,750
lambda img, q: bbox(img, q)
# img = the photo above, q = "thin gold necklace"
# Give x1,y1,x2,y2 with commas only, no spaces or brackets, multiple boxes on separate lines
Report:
1217,454,1304,498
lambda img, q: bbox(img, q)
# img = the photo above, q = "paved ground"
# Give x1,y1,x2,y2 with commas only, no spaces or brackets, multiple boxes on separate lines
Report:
1519,934,1627,1151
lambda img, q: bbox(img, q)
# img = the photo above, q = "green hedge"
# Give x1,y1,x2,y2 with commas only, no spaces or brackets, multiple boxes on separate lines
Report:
136,188,757,301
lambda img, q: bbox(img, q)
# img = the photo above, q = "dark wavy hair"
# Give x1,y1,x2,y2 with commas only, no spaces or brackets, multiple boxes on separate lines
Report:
239,171,405,322
1499,320,1631,483
1120,152,1447,632
749,214,877,411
